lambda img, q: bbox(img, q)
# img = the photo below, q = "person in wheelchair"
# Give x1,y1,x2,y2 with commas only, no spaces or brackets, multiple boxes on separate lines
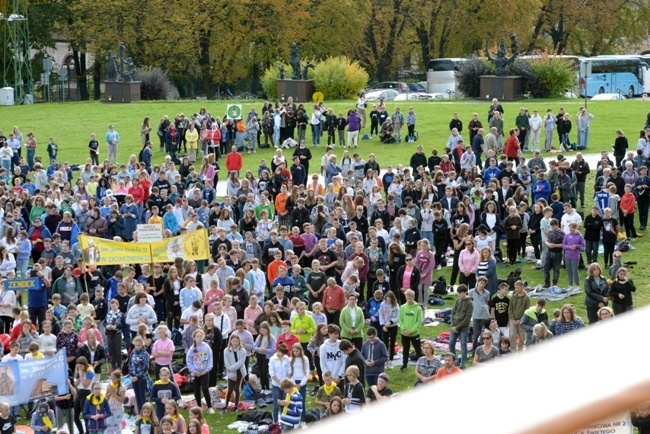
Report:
380,118,395,143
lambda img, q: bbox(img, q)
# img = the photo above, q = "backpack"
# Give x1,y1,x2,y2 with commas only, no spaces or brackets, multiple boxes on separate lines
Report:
432,276,448,295
243,382,259,400
428,295,445,306
617,240,630,252
170,328,183,346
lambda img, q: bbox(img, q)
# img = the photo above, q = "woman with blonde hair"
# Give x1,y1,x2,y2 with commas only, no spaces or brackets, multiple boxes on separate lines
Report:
476,246,498,296
584,262,610,324
288,343,309,422
222,333,245,414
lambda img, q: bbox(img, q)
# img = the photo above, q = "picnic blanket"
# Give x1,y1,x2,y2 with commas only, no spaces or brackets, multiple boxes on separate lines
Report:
525,286,582,301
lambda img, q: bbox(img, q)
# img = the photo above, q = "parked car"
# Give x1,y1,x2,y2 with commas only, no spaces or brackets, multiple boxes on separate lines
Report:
364,82,410,93
591,93,627,100
394,93,425,101
408,83,426,93
365,89,400,101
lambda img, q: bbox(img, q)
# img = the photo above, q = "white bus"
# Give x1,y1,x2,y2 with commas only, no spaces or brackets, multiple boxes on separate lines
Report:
426,58,467,96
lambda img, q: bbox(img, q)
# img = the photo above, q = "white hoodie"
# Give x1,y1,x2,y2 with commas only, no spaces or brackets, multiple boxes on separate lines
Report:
319,339,346,379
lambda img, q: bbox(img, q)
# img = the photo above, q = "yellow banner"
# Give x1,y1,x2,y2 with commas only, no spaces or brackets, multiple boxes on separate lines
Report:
150,229,211,263
78,235,152,266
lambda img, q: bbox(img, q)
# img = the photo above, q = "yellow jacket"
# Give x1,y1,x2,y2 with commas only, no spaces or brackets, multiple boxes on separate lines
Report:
185,129,199,149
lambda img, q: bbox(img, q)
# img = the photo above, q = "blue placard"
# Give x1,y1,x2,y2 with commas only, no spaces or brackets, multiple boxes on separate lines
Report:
3,277,41,291
0,349,70,406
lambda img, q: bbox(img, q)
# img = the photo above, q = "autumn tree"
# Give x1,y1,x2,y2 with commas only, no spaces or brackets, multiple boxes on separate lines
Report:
356,0,411,81
527,0,650,55
304,0,370,60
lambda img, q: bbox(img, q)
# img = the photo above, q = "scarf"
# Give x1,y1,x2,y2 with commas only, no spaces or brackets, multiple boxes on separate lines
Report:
153,379,170,386
88,393,106,410
42,414,53,430
140,417,151,425
170,414,178,422
110,381,121,390
282,387,299,416
323,382,336,396
32,351,44,359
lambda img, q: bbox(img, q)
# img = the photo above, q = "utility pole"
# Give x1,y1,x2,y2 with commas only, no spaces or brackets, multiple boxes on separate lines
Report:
2,0,33,104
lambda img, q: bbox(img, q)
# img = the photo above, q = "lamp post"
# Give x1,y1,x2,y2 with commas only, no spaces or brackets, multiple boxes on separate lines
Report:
66,60,75,99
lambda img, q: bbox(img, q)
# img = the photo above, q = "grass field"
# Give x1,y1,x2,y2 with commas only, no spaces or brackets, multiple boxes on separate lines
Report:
2,98,650,432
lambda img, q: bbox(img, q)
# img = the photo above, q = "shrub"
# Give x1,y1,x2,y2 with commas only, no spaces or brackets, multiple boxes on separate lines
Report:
135,67,171,100
260,63,290,100
456,58,490,98
528,55,576,98
262,57,369,101
311,56,369,100
506,58,536,95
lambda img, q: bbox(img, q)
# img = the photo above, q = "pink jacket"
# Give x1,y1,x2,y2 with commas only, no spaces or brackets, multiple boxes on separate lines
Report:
204,288,225,313
244,305,263,334
458,249,480,274
415,250,436,285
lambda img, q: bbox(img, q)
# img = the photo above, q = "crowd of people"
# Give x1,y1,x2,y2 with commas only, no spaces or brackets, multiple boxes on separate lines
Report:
0,101,649,433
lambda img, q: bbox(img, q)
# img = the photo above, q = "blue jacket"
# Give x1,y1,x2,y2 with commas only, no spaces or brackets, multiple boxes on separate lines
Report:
129,347,151,379
360,339,388,375
83,396,112,432
163,212,179,234
483,167,501,184
366,297,382,321
533,180,551,203
27,225,53,247
55,221,80,245
104,277,121,301
30,409,56,434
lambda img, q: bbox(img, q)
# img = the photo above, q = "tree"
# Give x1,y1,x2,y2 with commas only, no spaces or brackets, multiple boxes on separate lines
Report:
406,0,538,72
304,0,370,60
356,0,411,81
527,0,650,55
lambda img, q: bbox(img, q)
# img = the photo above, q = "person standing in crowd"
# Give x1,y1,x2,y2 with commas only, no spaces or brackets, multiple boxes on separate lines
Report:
448,285,473,369
105,125,120,165
508,281,530,352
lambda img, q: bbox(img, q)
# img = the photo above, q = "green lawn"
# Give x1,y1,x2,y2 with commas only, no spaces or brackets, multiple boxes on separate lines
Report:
0,98,643,173
3,98,650,432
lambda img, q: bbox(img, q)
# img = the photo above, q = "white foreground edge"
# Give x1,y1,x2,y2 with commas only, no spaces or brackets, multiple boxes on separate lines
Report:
307,306,650,434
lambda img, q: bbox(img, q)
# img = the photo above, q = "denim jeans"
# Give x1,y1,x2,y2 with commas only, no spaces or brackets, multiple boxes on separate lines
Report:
311,124,321,145
132,376,148,413
272,385,283,422
27,149,35,169
448,327,468,368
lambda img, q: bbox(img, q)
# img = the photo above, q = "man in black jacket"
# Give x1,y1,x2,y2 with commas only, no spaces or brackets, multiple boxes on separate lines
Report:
290,199,310,231
290,156,306,186
409,145,427,171
340,339,366,388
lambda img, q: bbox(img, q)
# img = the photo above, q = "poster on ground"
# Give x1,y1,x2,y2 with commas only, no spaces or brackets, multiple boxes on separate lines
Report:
0,350,69,406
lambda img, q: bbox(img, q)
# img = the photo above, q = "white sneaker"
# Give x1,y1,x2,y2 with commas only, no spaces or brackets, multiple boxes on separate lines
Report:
437,265,442,270
300,422,307,429
208,408,215,414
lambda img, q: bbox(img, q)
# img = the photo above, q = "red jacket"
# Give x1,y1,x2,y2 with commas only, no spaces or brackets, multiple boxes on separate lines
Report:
504,135,520,158
226,152,243,172
620,192,636,215
128,185,145,204
276,332,300,352
322,285,346,312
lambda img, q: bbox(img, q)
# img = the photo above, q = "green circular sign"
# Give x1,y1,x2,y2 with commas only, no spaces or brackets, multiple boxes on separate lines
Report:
227,104,242,119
